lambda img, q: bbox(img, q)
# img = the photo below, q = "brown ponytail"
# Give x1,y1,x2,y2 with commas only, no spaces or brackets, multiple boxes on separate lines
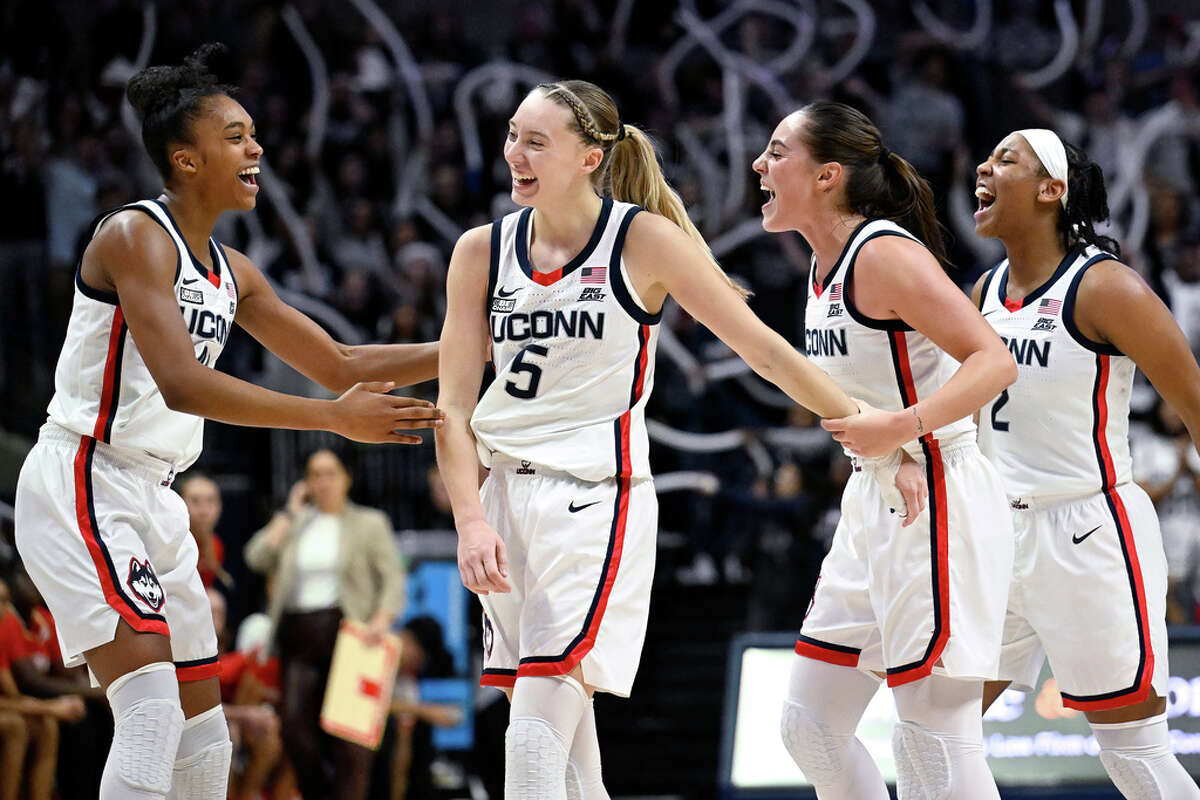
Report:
537,80,750,299
797,101,952,271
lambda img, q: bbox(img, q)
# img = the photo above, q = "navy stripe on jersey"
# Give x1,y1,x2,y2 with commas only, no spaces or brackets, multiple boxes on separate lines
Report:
76,204,186,304
998,243,1083,310
154,200,222,284
812,218,872,298
607,208,662,325
486,220,502,312
100,316,128,443
514,198,612,284
1061,253,1123,355
841,232,917,332
217,242,239,299
977,265,1000,310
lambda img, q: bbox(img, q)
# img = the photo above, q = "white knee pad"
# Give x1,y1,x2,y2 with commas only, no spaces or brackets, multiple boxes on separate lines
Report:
779,699,847,785
101,662,185,799
565,759,584,800
1093,714,1200,800
167,705,233,800
892,721,951,800
506,716,569,800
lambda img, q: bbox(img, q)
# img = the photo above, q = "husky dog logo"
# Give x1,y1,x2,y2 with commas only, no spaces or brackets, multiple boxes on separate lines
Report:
126,558,165,611
482,613,495,659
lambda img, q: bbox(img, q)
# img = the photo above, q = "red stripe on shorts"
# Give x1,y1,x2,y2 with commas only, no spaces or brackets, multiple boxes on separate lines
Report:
72,437,169,636
175,658,220,682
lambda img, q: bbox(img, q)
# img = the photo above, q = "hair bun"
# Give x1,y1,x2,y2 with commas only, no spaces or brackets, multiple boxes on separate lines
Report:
126,42,228,119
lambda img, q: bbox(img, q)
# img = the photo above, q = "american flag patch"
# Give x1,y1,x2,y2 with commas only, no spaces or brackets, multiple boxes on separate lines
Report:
828,283,842,301
226,282,236,298
1037,298,1061,316
580,266,606,284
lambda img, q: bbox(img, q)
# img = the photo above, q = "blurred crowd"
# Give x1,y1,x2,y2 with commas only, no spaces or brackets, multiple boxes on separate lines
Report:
0,0,1198,796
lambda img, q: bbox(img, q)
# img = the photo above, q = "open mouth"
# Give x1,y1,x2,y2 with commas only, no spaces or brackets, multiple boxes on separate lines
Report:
760,184,776,208
512,173,537,189
238,166,260,187
975,186,995,215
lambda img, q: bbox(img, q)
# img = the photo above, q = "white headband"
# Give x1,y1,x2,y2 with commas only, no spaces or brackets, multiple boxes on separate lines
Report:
1016,128,1069,208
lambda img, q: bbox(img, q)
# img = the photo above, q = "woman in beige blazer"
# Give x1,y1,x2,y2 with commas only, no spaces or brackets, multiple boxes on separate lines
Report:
245,448,405,800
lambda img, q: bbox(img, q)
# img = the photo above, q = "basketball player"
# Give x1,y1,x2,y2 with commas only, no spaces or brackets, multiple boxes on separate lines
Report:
435,81,922,800
973,129,1200,798
754,102,1019,799
13,44,443,800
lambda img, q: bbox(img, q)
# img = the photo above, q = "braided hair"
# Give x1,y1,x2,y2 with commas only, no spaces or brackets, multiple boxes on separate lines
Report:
126,43,237,182
536,80,748,298
1053,142,1121,258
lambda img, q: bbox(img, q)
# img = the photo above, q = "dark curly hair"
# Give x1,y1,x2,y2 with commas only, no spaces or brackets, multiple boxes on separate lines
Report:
1054,141,1121,258
125,43,237,182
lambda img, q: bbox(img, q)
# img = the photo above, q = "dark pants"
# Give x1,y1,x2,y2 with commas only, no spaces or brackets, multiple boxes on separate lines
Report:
277,608,375,800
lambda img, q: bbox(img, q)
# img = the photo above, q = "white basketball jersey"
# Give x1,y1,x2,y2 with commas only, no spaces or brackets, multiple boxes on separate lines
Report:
977,244,1133,499
804,219,976,458
471,199,659,482
46,200,238,470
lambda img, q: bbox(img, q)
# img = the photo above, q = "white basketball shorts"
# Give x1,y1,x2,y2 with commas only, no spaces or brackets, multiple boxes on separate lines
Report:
477,455,657,698
998,482,1168,711
798,438,1014,687
14,423,218,680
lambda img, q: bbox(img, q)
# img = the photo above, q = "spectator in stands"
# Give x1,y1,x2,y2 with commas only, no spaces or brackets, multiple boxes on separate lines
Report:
387,615,458,800
180,472,230,589
0,575,85,800
245,448,407,800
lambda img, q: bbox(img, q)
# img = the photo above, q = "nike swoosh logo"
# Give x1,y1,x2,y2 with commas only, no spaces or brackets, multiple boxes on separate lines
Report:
982,309,999,317
498,286,520,298
182,278,200,285
568,500,601,513
1072,525,1101,544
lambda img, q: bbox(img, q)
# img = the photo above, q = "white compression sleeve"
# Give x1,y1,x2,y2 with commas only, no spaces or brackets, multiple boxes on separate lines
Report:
167,704,233,800
780,656,889,800
506,675,591,800
101,662,184,800
565,697,608,800
1092,713,1200,799
890,675,1000,800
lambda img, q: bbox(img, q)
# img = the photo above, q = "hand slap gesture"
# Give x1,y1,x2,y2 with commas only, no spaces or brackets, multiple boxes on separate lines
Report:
330,381,446,444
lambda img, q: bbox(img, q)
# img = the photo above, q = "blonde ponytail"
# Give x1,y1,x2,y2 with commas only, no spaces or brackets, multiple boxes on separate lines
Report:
608,125,750,299
537,80,750,301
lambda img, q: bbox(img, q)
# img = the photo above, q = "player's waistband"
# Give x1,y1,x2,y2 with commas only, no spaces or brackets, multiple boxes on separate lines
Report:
847,435,979,472
1006,483,1132,512
39,422,178,486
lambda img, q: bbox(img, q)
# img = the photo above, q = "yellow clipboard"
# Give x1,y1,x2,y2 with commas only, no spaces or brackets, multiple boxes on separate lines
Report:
319,620,401,749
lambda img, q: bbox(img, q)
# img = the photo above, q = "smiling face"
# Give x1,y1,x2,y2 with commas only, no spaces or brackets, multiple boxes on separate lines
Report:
169,93,262,211
974,132,1064,240
751,112,827,233
504,90,603,208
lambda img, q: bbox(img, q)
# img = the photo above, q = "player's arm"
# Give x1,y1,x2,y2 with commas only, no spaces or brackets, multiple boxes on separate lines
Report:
968,271,993,428
227,247,438,392
624,213,857,419
434,226,510,595
823,237,1017,456
1077,261,1200,454
92,212,439,443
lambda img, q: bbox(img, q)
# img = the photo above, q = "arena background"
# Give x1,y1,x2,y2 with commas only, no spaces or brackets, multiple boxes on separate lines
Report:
0,0,1198,797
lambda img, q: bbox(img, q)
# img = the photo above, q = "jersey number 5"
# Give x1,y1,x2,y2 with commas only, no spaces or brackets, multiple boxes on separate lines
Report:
505,345,548,399
990,388,1010,432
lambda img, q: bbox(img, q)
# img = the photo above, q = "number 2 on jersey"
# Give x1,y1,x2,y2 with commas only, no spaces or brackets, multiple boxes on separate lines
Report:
505,344,548,399
990,388,1010,432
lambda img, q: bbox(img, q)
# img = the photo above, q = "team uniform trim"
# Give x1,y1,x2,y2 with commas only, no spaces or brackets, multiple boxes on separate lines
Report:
811,218,871,298
1061,253,1123,356
153,200,223,288
996,243,1081,312
174,655,220,682
793,634,861,667
883,331,951,687
1059,355,1153,710
514,198,613,286
607,208,662,325
72,437,169,636
93,308,127,443
75,203,186,304
480,667,518,687
976,265,1000,310
486,220,502,311
841,231,919,332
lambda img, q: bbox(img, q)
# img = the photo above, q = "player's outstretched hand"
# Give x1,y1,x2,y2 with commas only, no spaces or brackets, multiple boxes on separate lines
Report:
456,519,511,595
821,398,909,458
329,381,446,444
